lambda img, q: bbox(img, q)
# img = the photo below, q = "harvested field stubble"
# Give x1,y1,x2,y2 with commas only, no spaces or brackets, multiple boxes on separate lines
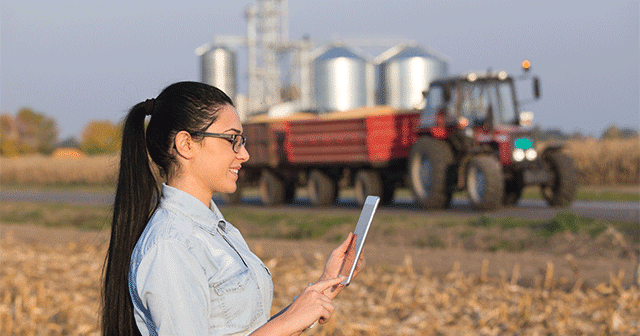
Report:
1,235,638,335
0,236,103,335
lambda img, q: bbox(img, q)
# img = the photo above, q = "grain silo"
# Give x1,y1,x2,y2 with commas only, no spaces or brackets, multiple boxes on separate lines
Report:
313,44,374,112
376,44,448,109
200,45,237,100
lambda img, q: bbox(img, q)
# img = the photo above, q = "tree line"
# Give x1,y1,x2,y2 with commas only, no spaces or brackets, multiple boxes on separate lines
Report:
0,107,638,157
1,108,121,156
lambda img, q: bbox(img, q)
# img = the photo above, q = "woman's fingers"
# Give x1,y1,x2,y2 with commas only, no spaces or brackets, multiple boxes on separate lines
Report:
284,280,341,331
326,233,355,267
317,300,335,324
322,232,355,276
334,232,354,255
310,276,346,293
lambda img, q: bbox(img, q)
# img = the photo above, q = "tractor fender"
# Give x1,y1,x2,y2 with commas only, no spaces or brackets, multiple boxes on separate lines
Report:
540,143,564,159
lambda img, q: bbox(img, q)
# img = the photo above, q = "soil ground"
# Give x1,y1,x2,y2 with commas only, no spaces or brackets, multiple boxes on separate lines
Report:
1,223,636,288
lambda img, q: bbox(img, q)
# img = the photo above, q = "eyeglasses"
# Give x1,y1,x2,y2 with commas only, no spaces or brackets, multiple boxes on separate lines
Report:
191,132,246,153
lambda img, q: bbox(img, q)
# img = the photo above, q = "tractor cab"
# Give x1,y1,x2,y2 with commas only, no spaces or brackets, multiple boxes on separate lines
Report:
409,62,576,211
419,66,541,165
421,69,538,132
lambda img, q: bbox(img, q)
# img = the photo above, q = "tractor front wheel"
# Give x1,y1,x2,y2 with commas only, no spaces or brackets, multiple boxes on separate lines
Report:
466,155,504,211
540,151,578,207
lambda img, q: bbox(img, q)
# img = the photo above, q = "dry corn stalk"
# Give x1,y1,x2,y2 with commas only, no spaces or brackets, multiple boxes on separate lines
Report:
1,235,639,335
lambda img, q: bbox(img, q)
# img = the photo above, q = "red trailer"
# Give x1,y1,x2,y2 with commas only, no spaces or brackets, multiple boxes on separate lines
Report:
238,107,421,206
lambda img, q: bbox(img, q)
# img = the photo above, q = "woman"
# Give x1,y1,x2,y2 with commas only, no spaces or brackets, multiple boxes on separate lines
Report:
102,81,360,335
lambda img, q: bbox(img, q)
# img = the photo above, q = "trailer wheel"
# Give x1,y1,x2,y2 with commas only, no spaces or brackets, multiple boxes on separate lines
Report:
502,178,523,207
466,155,504,211
354,170,383,206
259,170,286,205
307,170,337,206
408,137,454,209
540,151,578,207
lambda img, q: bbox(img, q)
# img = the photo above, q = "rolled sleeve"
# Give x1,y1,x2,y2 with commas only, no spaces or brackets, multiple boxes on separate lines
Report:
136,239,210,335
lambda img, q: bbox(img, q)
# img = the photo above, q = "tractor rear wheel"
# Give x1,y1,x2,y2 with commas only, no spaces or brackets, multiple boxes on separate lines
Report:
408,137,454,209
259,170,286,205
307,170,338,206
354,170,383,206
540,151,578,207
466,155,504,211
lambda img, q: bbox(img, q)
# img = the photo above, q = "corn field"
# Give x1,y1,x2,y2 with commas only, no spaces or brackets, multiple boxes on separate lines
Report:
1,233,638,336
1,138,638,186
556,138,640,185
0,155,118,186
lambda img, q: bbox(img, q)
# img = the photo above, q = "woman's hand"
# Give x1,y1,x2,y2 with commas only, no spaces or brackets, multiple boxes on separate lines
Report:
279,277,345,333
317,232,365,300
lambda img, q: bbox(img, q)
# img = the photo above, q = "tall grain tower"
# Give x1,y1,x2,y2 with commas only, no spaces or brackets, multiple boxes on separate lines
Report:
198,0,312,119
246,0,288,113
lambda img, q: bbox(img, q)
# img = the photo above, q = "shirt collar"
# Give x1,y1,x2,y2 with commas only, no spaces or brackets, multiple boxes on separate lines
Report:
209,198,227,232
160,183,227,232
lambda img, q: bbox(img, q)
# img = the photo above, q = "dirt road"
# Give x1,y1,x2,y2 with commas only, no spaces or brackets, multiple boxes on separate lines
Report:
1,188,638,222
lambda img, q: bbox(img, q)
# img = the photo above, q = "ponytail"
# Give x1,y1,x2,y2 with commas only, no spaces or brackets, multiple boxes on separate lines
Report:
101,81,233,335
102,102,158,336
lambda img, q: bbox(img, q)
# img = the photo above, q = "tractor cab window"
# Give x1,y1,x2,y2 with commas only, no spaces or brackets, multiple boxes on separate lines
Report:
420,85,454,127
459,83,490,126
425,86,443,112
458,80,518,127
420,87,439,127
492,81,517,125
459,82,493,126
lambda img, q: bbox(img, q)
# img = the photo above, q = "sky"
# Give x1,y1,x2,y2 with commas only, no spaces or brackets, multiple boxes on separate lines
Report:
1,0,638,140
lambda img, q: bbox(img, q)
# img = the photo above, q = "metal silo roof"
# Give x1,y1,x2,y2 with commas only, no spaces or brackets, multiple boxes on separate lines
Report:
375,43,450,64
316,46,366,61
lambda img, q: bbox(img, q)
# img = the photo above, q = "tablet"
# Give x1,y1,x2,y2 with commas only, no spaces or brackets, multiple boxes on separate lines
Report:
340,195,380,285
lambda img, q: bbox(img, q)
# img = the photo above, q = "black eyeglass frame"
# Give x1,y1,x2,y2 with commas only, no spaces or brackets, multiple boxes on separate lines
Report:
190,132,246,153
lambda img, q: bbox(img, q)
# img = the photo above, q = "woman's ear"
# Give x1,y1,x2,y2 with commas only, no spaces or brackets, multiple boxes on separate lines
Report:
174,131,196,159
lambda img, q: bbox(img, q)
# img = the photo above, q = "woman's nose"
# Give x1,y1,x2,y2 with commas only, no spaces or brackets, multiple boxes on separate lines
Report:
237,143,250,162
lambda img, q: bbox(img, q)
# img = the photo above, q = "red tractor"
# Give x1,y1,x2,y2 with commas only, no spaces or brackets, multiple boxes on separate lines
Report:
409,62,578,210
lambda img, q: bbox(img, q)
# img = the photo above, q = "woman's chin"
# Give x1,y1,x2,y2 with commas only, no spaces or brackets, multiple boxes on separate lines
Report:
216,183,237,195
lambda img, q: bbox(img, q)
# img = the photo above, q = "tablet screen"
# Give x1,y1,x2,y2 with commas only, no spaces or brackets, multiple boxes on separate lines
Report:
340,195,380,285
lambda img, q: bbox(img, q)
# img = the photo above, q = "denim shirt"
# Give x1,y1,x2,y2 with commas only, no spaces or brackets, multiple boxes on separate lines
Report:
129,184,273,335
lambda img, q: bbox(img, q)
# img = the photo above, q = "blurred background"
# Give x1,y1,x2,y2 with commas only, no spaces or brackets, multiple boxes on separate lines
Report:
1,1,639,335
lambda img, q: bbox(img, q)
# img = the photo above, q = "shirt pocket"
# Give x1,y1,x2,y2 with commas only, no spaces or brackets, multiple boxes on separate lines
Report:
209,267,263,330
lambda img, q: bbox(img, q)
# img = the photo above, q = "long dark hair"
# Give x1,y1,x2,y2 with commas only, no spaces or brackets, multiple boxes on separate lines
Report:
102,82,233,336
